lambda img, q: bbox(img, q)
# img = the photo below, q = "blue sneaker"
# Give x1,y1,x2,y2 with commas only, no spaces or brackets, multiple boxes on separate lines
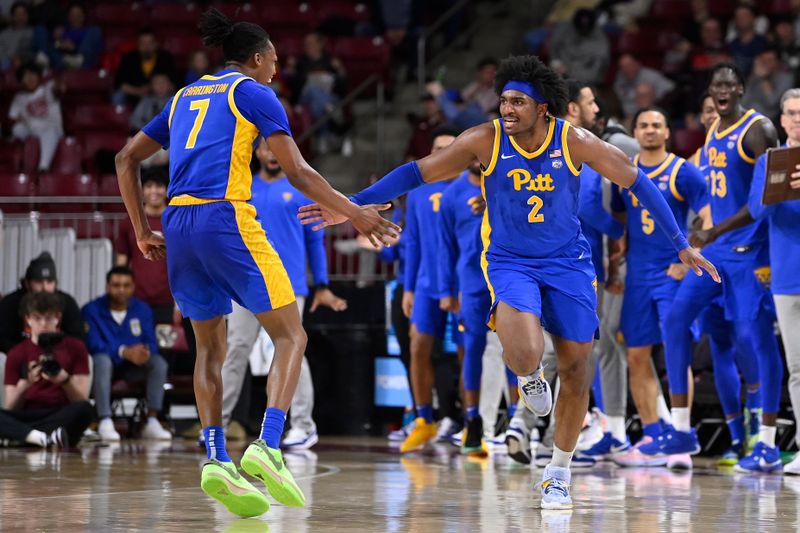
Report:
638,425,700,456
540,464,572,509
581,432,631,461
571,452,597,469
734,442,783,473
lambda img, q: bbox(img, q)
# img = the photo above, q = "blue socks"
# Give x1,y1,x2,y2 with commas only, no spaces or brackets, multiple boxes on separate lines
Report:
465,405,479,422
726,415,745,446
260,407,287,449
507,403,517,419
417,404,433,423
643,422,661,440
203,425,231,462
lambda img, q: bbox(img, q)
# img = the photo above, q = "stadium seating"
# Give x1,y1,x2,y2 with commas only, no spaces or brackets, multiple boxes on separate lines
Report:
0,173,35,213
671,129,706,159
97,175,127,213
36,173,97,212
66,104,130,135
78,131,129,172
50,138,83,175
61,68,114,107
331,37,391,92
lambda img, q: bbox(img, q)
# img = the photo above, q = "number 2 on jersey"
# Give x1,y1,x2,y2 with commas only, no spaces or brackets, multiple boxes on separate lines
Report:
185,98,210,149
527,195,544,223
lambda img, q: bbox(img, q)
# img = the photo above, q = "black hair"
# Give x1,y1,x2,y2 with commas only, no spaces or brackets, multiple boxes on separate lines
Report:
758,44,781,58
631,106,670,130
734,3,757,17
141,166,169,188
10,1,29,16
20,292,63,317
495,55,568,117
709,62,746,87
106,266,134,283
138,26,155,37
476,56,498,70
198,8,270,64
431,124,461,141
565,78,592,105
698,90,711,109
16,61,41,83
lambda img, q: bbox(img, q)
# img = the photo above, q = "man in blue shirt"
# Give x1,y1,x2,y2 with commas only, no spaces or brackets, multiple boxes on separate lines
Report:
82,266,171,442
221,138,347,450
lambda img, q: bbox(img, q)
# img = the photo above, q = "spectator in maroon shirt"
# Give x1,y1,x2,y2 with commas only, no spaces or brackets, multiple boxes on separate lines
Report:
404,93,444,161
0,292,92,447
115,168,173,324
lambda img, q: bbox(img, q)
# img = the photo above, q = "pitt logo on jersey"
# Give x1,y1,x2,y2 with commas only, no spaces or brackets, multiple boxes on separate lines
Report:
707,147,727,168
508,169,555,192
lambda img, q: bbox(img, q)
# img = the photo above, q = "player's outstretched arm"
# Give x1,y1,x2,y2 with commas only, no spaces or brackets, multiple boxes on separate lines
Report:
115,132,167,261
568,126,720,282
268,132,400,248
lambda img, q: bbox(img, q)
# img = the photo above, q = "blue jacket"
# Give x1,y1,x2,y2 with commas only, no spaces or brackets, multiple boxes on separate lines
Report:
82,295,159,364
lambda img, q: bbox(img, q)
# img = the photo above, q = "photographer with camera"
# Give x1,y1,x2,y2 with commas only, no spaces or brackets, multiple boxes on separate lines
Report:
82,267,171,441
0,292,93,447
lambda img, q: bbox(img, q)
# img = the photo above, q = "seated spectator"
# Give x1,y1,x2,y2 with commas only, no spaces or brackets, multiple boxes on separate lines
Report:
426,80,486,131
742,47,793,122
0,252,84,355
548,8,609,85
461,57,499,115
113,27,176,108
82,267,171,442
0,292,92,448
184,49,211,85
614,53,675,120
115,170,173,324
728,3,767,77
129,73,174,132
771,19,800,72
8,62,63,172
690,17,730,75
31,2,102,69
404,93,444,161
0,2,33,71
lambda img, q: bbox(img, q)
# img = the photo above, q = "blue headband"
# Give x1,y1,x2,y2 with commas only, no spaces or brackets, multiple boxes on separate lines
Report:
503,81,547,105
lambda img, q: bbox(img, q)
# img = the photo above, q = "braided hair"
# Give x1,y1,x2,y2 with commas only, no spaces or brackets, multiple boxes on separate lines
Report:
198,8,270,64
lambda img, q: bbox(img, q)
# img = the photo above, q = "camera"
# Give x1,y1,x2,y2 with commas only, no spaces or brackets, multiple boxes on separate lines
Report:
38,332,64,377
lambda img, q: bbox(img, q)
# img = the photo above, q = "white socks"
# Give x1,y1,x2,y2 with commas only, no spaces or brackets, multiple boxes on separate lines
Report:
607,416,626,442
671,407,690,432
147,416,159,425
656,394,672,424
26,429,48,447
551,445,574,468
759,425,777,448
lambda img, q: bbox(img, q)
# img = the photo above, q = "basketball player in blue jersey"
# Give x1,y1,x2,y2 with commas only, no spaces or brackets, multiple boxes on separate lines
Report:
656,63,783,473
300,55,718,509
398,127,463,453
604,108,711,468
438,161,518,454
114,9,398,517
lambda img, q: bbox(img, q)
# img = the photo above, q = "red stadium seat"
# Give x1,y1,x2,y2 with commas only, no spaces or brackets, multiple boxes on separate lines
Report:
260,4,315,35
312,1,371,25
671,129,706,159
97,175,127,213
158,32,203,65
78,132,129,172
331,37,391,91
0,140,23,173
67,104,129,135
93,3,148,28
0,172,35,213
210,1,262,23
651,0,692,21
149,3,200,28
20,136,40,176
708,0,735,18
36,173,97,212
50,137,83,174
61,69,113,107
617,30,663,55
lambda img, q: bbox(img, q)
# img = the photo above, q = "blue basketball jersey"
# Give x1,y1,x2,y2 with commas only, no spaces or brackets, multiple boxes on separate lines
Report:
611,153,709,282
480,117,584,260
702,109,769,252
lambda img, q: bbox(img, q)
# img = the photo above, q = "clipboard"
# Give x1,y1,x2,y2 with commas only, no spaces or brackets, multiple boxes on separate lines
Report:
763,145,800,205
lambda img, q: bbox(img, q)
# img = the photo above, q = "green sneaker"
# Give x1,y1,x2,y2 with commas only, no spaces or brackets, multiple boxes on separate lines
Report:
200,459,270,517
241,439,306,507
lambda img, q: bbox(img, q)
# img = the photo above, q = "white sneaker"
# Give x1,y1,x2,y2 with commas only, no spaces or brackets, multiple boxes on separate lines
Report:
449,429,464,446
388,419,416,442
785,453,800,475
518,364,552,417
281,427,319,450
436,416,460,442
506,419,531,465
98,418,121,442
576,409,607,451
141,419,172,440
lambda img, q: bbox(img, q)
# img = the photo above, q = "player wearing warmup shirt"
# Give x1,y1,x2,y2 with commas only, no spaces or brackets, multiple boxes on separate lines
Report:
748,88,800,474
607,108,711,468
690,93,762,466
115,9,397,517
220,139,347,451
438,161,518,454
398,127,462,454
299,55,718,509
653,63,783,473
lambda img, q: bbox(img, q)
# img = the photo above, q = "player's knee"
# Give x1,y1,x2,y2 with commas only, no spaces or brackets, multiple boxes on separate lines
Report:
558,353,592,390
504,344,543,376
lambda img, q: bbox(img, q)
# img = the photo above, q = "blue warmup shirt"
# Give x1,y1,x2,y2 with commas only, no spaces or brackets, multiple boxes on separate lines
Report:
578,166,625,283
82,295,158,364
703,109,769,255
612,153,709,283
378,206,406,282
249,175,328,297
438,172,487,297
749,149,800,295
404,179,454,297
142,68,291,202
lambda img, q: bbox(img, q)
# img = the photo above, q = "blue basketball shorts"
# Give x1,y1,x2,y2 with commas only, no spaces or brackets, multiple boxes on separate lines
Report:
620,276,680,347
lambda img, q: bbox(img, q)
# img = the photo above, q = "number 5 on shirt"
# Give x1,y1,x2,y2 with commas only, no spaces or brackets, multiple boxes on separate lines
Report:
185,98,210,149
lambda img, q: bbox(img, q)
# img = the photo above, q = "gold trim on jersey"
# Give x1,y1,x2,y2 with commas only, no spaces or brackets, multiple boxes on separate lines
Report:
167,87,185,128
561,121,580,176
633,153,676,179
169,195,228,206
736,114,768,164
479,169,496,330
224,76,259,200
690,148,700,166
232,202,296,310
200,72,243,81
669,158,686,201
712,108,755,140
509,117,555,159
483,119,501,176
